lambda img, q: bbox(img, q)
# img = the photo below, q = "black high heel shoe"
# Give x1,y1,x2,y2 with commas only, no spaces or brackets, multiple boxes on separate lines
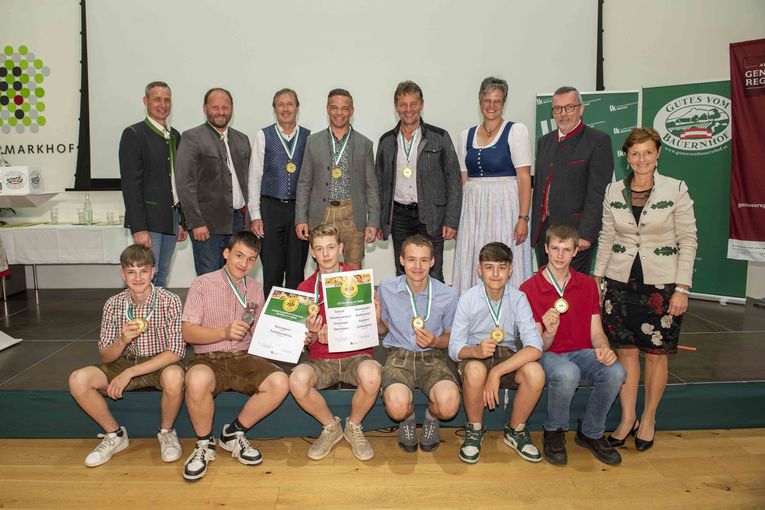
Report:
607,420,638,448
635,431,655,452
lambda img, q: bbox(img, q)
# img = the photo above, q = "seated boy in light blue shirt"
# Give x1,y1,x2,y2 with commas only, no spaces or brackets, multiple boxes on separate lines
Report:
448,242,545,464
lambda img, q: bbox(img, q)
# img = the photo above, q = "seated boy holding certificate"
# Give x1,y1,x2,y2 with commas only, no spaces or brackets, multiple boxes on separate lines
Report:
291,224,382,461
69,244,185,467
447,242,545,464
180,231,290,481
375,234,460,453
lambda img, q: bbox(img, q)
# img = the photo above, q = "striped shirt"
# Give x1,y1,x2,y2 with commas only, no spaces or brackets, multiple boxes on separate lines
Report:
99,286,185,358
182,268,265,354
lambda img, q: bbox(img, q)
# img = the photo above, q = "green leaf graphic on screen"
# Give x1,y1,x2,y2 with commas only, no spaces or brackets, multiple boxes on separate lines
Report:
0,44,50,134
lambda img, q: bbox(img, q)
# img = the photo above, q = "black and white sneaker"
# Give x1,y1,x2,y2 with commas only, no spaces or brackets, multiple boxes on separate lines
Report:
219,425,263,465
183,439,216,481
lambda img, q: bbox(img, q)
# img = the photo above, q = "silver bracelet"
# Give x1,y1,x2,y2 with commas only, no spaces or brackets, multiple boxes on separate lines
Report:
674,287,690,295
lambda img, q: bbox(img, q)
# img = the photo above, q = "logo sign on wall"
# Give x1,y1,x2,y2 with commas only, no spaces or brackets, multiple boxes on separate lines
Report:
0,45,50,134
652,94,731,156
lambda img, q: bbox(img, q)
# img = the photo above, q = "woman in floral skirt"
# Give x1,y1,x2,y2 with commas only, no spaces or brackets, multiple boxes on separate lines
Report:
593,128,697,452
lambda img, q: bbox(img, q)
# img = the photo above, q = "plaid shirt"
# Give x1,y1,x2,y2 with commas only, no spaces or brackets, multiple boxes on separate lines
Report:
99,286,185,358
182,268,265,354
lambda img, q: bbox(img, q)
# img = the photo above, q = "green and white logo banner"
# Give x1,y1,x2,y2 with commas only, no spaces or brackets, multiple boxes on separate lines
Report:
248,286,313,364
321,269,378,353
642,81,746,299
535,90,639,180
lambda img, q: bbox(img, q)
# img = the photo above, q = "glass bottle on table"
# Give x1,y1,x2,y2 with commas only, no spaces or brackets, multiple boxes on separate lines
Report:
83,193,93,225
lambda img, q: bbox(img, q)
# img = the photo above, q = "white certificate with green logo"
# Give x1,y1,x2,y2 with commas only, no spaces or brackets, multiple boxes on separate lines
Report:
321,269,378,353
248,286,313,363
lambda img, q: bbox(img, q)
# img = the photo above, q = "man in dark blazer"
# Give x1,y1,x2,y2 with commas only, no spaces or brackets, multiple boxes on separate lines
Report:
531,86,613,274
176,88,251,276
295,89,379,270
375,81,461,282
119,81,187,288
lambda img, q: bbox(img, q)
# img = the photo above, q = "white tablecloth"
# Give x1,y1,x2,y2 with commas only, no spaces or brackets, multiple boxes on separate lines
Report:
0,224,131,264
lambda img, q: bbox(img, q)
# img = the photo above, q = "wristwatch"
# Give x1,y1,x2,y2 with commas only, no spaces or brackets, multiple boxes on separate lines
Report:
518,215,529,222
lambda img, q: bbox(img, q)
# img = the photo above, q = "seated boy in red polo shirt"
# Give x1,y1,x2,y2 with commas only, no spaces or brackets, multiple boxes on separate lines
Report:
290,224,381,461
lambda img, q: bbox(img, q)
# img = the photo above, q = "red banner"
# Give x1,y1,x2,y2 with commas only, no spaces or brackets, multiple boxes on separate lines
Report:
728,38,765,261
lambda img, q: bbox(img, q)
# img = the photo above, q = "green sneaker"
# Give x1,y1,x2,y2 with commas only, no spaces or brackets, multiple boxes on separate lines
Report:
459,423,485,464
503,423,542,463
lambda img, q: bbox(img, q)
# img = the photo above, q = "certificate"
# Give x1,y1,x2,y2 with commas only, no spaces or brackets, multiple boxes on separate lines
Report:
322,269,379,353
248,286,314,363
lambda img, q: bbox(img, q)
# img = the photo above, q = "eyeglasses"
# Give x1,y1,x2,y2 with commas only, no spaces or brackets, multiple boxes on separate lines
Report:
551,104,582,114
481,99,505,107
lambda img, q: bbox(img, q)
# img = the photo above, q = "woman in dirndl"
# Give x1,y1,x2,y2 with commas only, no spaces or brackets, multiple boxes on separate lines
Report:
452,77,532,293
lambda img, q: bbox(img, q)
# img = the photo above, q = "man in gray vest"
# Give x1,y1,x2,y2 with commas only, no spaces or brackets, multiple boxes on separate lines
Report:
248,88,311,296
295,89,379,270
119,81,186,287
375,80,461,282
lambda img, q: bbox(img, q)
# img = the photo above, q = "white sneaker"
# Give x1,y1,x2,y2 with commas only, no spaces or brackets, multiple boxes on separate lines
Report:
219,425,263,465
85,426,129,467
307,416,343,460
183,439,216,481
158,428,182,462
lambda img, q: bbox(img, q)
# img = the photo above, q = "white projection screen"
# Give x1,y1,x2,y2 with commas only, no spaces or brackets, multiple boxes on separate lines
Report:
86,0,597,179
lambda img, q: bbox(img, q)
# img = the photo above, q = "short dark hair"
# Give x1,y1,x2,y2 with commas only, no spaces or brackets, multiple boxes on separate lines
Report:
622,127,662,154
227,230,261,253
478,242,513,264
204,87,233,106
545,223,580,247
272,88,299,108
394,81,423,104
327,88,353,106
401,234,433,259
120,244,155,268
145,81,170,97
553,85,583,104
308,223,341,246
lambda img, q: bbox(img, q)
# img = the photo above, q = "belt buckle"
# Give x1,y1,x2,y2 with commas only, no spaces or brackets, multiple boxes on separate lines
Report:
330,200,341,207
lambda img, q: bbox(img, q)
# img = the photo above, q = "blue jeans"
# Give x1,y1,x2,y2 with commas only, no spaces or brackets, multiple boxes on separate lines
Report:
540,349,625,438
190,209,245,276
149,231,177,288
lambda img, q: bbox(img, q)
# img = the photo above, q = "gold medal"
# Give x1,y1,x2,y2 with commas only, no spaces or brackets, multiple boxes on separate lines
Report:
308,303,320,315
331,167,343,179
490,327,505,343
402,167,413,179
412,316,425,330
554,298,569,314
286,161,297,173
134,317,148,334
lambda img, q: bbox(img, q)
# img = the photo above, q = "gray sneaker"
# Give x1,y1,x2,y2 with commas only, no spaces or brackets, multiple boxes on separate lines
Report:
398,417,418,453
84,426,129,467
157,428,182,462
420,415,440,452
459,423,485,464
307,416,343,460
503,423,542,463
343,418,374,461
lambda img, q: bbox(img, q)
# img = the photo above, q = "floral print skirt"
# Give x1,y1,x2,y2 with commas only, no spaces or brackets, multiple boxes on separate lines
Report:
602,278,681,355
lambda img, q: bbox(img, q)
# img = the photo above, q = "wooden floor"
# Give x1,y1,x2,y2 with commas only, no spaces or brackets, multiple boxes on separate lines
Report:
1,428,763,509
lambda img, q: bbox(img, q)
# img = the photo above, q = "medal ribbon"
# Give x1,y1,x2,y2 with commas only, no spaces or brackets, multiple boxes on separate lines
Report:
405,277,432,321
400,130,416,166
545,266,567,298
482,286,503,327
223,269,248,309
313,276,323,305
329,125,353,167
276,125,300,161
125,284,157,323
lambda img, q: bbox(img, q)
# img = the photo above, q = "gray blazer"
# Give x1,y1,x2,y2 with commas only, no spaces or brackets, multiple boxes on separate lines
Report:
295,128,380,230
175,123,251,234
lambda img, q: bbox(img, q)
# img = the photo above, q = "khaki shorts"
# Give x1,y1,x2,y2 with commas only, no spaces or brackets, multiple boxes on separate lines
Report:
322,198,365,265
381,347,458,397
302,354,379,390
188,351,283,396
97,353,183,392
456,346,519,389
